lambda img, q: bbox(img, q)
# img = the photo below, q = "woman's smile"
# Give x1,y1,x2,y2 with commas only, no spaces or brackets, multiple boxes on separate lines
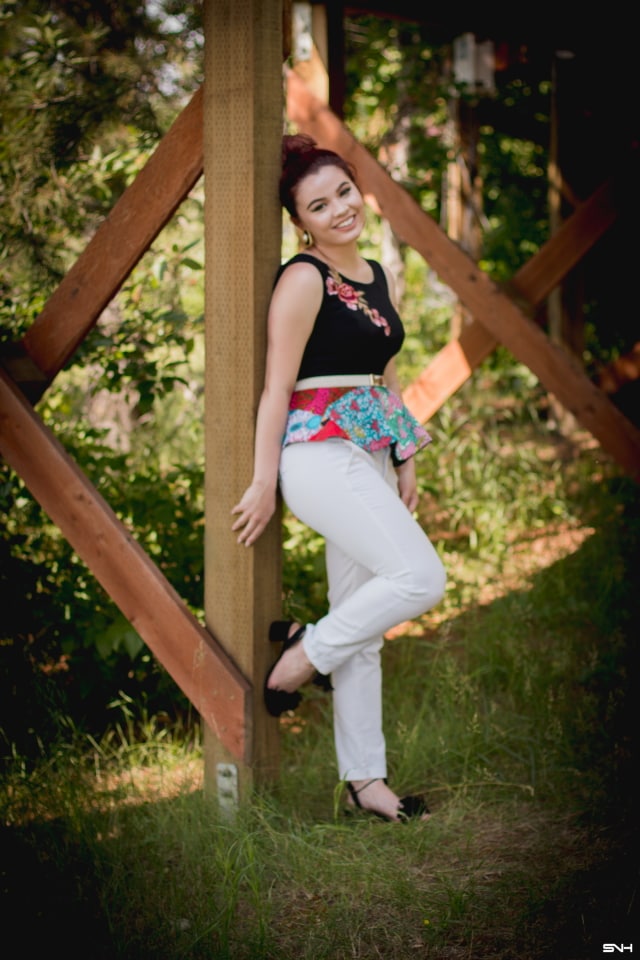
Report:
334,214,356,230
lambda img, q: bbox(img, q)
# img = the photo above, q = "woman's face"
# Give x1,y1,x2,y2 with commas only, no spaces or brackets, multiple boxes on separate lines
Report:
293,164,365,247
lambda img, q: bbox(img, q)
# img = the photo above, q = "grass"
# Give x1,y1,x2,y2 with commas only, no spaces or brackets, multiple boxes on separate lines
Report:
1,395,638,959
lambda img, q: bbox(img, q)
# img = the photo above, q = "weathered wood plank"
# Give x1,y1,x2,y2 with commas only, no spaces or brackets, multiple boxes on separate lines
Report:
287,70,640,478
0,368,250,760
202,0,284,791
21,87,204,383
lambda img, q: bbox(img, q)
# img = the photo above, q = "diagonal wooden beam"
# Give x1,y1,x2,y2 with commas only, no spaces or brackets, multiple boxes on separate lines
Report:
509,176,619,306
0,367,250,761
404,176,619,422
16,87,204,389
287,69,640,478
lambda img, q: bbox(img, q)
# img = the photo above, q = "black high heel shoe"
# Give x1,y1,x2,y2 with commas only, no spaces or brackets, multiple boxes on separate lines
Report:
264,621,304,717
264,620,332,718
346,779,430,822
264,620,332,716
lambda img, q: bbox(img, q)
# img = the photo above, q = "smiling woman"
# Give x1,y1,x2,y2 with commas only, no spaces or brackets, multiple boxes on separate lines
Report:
231,134,446,823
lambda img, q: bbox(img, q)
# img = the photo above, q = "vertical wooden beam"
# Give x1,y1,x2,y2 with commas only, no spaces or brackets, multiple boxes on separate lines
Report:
202,0,284,801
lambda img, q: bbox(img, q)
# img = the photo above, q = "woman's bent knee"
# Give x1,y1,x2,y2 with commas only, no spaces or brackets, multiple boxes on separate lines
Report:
401,554,446,613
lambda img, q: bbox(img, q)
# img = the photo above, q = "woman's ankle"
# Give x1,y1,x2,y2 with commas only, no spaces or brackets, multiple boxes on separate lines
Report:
267,635,314,692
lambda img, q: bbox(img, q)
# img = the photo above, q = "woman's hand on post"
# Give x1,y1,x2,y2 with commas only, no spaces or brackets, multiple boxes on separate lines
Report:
231,482,276,546
395,459,419,513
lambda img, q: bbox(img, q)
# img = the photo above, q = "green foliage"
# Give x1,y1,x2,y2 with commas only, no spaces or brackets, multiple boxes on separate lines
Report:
345,16,450,216
0,0,207,738
0,243,206,752
418,375,568,560
344,14,553,284
480,132,550,279
0,0,203,335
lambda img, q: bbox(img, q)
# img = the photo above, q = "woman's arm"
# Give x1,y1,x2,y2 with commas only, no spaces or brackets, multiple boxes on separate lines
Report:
231,263,322,546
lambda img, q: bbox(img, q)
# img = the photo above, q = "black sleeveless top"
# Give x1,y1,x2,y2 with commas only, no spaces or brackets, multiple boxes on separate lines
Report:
276,253,404,378
277,253,432,465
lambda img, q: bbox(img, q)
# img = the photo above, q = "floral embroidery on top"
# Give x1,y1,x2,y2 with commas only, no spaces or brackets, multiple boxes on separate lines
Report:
326,267,391,336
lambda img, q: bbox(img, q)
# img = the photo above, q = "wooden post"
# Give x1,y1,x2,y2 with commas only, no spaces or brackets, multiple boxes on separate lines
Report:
202,0,284,804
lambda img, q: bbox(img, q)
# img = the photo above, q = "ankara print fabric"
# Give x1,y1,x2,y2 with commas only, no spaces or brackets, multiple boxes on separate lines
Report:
283,385,431,466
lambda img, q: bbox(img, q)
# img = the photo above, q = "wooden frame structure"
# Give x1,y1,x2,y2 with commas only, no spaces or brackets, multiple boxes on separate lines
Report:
1,3,639,796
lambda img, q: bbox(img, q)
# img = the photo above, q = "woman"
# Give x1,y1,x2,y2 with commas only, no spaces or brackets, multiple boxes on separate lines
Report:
232,134,446,822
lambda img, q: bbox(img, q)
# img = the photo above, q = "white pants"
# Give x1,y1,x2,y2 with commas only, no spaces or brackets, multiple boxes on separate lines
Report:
278,440,446,782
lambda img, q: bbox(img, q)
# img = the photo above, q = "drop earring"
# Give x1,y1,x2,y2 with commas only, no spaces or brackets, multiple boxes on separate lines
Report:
302,229,313,248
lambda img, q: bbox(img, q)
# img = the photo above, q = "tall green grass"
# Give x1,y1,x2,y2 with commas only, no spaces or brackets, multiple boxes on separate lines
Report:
1,390,638,958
